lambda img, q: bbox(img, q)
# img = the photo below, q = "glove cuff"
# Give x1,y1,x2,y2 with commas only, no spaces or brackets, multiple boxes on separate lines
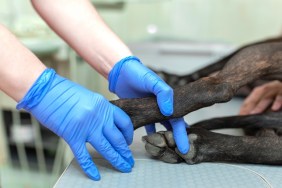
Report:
108,56,141,93
16,68,56,111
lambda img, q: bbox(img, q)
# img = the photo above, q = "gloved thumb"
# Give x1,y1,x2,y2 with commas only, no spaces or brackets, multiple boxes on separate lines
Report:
144,72,173,116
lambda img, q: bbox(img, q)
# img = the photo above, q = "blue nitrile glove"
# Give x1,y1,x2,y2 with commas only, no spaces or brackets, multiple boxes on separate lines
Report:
108,56,189,154
17,68,134,180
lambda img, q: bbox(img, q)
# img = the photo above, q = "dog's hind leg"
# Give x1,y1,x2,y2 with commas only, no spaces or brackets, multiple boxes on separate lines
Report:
191,111,282,131
153,36,282,88
143,128,282,164
153,37,282,99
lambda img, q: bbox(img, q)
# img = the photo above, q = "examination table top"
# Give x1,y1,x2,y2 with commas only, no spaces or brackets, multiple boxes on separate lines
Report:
54,98,282,188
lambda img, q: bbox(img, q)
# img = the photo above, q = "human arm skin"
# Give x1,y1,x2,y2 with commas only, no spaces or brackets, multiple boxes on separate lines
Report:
239,80,282,115
0,24,46,101
31,0,189,154
31,0,132,78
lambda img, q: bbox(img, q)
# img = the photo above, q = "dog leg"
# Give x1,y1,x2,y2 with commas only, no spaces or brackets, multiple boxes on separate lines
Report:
143,128,282,164
153,37,282,88
191,111,282,130
112,42,282,130
153,38,282,98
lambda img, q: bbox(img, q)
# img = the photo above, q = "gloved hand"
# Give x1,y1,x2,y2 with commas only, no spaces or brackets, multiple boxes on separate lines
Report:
108,56,189,154
17,68,134,180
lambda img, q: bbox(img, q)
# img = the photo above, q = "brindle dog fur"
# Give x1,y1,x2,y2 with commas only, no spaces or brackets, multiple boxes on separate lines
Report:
111,36,282,165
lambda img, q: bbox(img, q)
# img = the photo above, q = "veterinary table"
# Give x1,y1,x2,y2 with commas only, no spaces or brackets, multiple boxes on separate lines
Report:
54,96,282,188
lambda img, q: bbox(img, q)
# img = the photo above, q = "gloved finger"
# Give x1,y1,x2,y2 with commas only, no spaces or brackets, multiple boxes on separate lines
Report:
170,118,189,154
144,72,173,116
155,81,173,116
103,123,134,167
145,124,156,135
113,106,134,145
89,135,132,173
70,142,100,180
185,121,190,128
160,121,172,131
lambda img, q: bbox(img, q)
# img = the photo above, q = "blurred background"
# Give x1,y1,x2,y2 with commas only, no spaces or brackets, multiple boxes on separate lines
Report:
0,0,281,187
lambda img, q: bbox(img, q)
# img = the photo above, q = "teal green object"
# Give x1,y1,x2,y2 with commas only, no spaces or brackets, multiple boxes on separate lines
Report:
17,68,134,180
109,56,189,154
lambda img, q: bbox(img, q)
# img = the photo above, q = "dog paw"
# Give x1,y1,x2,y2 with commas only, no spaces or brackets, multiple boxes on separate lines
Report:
142,131,199,164
142,131,183,163
175,134,199,164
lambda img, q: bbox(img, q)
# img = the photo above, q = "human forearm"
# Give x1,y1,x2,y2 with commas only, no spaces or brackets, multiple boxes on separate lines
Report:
31,0,132,78
0,24,46,101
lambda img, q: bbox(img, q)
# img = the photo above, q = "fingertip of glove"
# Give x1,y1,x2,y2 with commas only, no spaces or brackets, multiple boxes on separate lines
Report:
160,105,173,116
157,95,173,116
120,163,132,173
126,137,133,145
86,167,101,181
178,143,190,155
91,175,101,181
153,79,174,116
174,128,189,154
126,156,135,168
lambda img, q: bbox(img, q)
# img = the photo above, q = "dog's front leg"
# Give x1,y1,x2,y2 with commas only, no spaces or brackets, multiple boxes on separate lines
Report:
111,42,282,130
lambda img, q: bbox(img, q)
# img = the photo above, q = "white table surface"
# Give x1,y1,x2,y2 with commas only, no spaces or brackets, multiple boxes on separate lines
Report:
54,98,282,188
